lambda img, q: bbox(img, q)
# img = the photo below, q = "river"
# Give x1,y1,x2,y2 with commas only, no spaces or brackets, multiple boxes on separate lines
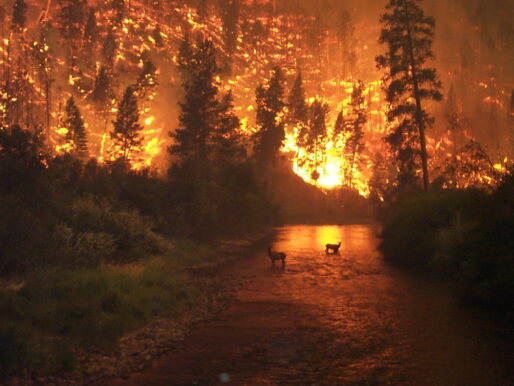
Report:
112,225,514,385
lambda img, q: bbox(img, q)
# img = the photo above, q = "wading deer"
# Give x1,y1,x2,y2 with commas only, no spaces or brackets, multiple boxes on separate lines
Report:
267,246,286,268
325,242,341,254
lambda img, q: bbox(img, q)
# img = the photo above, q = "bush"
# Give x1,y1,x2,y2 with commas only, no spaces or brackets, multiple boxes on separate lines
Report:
0,263,195,375
431,215,476,273
74,232,116,267
379,175,514,314
68,196,166,263
380,189,488,265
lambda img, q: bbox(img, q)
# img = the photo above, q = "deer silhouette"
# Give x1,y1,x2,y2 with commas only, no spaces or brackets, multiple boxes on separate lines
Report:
325,242,341,254
267,246,286,268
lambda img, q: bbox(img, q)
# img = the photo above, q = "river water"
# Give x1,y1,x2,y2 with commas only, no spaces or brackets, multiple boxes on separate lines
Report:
115,225,514,385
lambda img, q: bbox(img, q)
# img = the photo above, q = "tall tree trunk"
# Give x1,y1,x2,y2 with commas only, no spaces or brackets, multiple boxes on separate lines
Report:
404,1,429,192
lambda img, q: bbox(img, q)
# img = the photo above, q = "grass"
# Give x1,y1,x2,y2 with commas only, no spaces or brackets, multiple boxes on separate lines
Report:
0,247,208,376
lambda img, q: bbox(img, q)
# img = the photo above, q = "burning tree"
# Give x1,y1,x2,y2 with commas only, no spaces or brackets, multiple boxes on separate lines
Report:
83,7,99,69
343,80,367,188
444,84,464,161
369,151,398,213
110,85,143,163
12,0,27,30
287,71,308,168
135,54,158,101
102,31,117,69
219,0,240,66
63,96,88,160
58,0,86,66
435,140,502,190
376,0,442,193
336,8,356,79
31,21,54,137
305,99,329,182
89,66,114,130
254,67,286,169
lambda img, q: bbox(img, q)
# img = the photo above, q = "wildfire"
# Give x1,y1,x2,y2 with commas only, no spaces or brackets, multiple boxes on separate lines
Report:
0,0,507,196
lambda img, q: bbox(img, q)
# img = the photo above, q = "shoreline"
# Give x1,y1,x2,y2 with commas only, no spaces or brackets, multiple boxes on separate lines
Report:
5,230,274,386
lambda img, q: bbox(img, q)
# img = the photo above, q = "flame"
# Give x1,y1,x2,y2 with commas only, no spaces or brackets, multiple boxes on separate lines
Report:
144,116,155,126
0,0,506,194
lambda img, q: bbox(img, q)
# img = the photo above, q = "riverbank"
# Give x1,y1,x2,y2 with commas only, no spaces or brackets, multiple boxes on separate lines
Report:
379,172,514,316
3,231,272,385
111,225,514,385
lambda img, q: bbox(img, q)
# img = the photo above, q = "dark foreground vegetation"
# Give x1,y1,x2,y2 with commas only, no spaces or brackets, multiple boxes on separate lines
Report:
0,126,277,377
380,170,514,316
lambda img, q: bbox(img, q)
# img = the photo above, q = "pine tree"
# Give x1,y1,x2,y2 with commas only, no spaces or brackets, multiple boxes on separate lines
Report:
135,56,158,99
152,24,164,48
376,0,442,192
31,22,53,136
343,80,366,187
89,66,114,131
337,8,356,78
58,0,84,41
102,31,116,67
288,71,308,168
177,33,194,80
84,7,98,43
111,0,125,25
219,0,240,54
306,99,329,181
82,7,98,69
254,67,286,167
111,85,143,162
445,84,463,162
333,111,348,178
90,66,112,111
12,0,27,31
333,112,345,143
169,39,220,162
212,91,244,164
369,152,397,213
288,71,308,124
64,96,88,159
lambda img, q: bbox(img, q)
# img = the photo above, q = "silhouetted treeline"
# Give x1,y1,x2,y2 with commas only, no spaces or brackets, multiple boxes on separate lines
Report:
0,123,276,278
379,170,514,315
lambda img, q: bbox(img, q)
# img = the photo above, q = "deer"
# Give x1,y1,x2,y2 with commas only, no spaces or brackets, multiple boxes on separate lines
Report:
325,242,341,254
267,246,286,268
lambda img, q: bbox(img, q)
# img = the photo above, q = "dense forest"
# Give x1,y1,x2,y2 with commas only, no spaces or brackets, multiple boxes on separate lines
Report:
0,0,513,379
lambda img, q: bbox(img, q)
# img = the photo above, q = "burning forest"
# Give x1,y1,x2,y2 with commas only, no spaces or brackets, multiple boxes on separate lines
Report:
1,0,514,382
0,0,511,197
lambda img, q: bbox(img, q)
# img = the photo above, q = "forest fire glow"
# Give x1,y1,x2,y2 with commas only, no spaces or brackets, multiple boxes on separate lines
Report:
0,0,510,197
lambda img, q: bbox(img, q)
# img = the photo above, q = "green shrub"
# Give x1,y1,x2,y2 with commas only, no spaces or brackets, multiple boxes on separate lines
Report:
68,196,166,263
380,189,488,265
74,232,116,267
431,215,476,273
0,262,195,374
